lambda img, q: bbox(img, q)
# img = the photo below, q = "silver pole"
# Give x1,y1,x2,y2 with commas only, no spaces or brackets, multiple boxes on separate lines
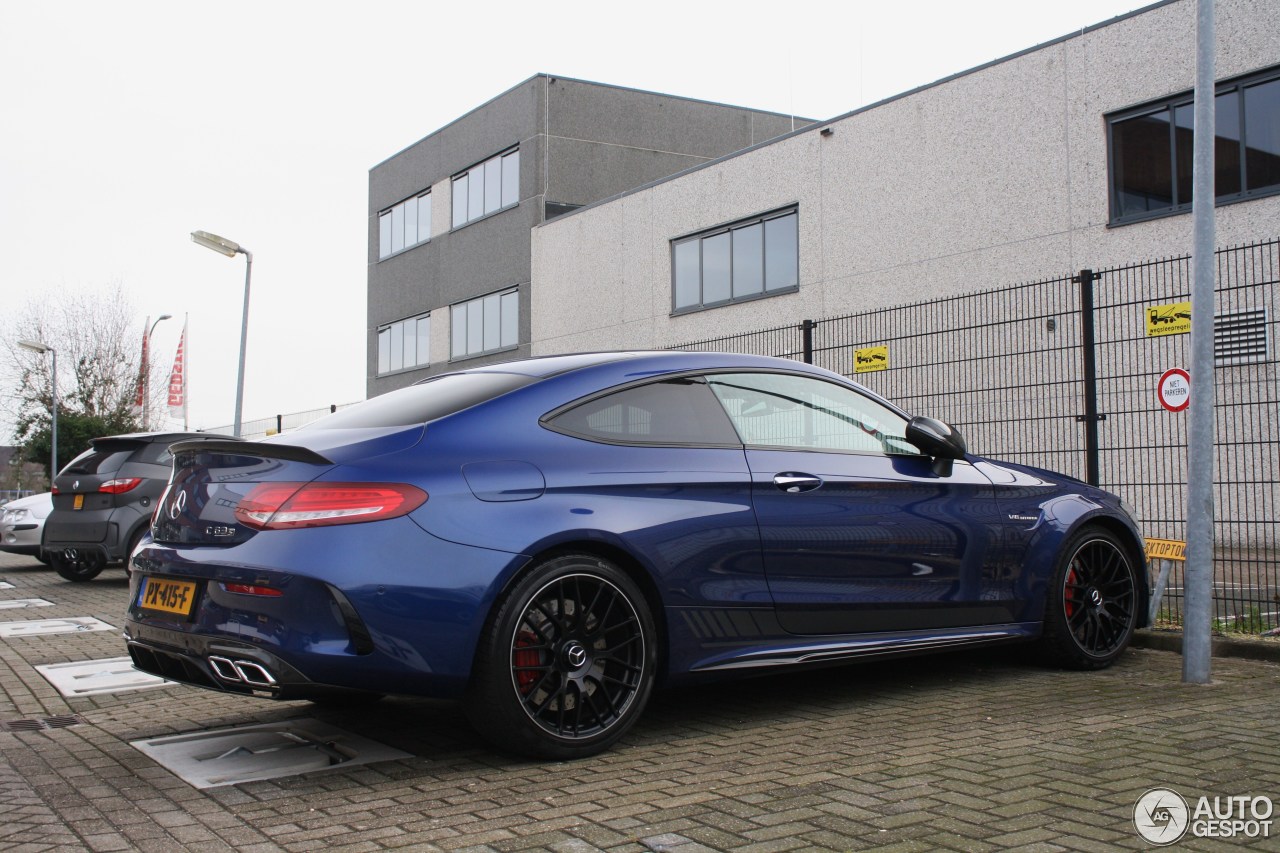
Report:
1184,0,1216,684
50,348,58,478
233,250,253,438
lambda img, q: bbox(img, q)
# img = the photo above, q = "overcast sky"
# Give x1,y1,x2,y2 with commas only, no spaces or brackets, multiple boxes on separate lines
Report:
0,0,1148,439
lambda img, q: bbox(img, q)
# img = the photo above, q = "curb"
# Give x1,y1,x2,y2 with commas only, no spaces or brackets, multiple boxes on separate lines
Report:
1131,628,1280,663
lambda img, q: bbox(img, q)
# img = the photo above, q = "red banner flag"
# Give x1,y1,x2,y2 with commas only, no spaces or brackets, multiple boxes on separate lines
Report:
167,323,186,414
135,317,150,410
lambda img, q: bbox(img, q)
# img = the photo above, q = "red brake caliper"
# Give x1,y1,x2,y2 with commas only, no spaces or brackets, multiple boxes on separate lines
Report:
513,631,543,694
1064,568,1079,619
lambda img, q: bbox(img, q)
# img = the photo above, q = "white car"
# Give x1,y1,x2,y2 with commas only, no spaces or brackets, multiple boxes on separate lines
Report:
1,492,53,564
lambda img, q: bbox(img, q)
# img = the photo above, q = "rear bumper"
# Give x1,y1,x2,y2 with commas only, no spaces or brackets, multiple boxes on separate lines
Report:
124,622,366,701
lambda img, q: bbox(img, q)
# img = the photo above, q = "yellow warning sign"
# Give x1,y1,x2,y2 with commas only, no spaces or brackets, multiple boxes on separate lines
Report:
1144,538,1186,561
1146,302,1191,337
854,345,888,374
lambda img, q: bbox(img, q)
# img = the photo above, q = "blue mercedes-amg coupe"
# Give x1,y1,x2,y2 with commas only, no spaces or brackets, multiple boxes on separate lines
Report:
125,351,1147,758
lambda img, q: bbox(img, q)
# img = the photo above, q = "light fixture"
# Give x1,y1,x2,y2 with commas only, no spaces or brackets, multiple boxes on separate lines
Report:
17,338,58,480
191,230,253,437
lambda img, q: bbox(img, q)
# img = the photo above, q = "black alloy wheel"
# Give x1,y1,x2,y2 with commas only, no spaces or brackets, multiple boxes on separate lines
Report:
49,548,107,582
1040,527,1139,669
468,555,656,759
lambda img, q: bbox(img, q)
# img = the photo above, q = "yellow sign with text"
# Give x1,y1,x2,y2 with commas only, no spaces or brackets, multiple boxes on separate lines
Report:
1144,538,1186,561
854,345,889,374
1146,302,1191,337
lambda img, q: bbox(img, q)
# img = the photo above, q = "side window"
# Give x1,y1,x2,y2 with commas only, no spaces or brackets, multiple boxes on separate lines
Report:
546,378,740,447
706,372,923,456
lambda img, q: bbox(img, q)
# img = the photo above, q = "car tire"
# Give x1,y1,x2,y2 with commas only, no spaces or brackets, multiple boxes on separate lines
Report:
49,548,107,582
466,554,657,760
1038,527,1139,670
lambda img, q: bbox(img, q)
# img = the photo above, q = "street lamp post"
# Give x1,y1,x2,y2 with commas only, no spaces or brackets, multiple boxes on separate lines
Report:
142,313,173,431
17,339,58,480
190,230,252,438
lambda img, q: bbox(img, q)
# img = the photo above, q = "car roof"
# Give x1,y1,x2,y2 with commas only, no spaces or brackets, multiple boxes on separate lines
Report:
448,350,838,381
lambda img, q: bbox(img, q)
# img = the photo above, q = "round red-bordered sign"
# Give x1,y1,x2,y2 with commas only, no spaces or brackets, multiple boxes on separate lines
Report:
1157,368,1190,412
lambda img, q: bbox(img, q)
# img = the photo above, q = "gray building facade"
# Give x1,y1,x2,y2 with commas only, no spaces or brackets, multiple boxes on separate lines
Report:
367,74,809,397
529,0,1280,355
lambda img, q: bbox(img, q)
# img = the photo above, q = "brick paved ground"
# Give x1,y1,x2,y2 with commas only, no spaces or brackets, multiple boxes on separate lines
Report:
1,550,1278,852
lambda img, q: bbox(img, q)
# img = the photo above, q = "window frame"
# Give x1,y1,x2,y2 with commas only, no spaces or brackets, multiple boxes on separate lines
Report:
376,312,431,376
1107,64,1280,226
450,146,520,230
541,375,743,449
670,206,799,315
449,287,520,362
704,369,925,458
377,190,432,261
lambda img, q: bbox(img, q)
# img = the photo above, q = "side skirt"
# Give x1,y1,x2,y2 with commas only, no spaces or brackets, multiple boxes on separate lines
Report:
688,623,1039,672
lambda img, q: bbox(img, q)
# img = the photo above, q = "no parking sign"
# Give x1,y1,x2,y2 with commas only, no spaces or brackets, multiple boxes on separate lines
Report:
1157,368,1190,412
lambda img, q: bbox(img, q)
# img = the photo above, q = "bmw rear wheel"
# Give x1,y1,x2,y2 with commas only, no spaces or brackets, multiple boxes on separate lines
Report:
1039,527,1138,669
49,548,107,582
468,554,656,759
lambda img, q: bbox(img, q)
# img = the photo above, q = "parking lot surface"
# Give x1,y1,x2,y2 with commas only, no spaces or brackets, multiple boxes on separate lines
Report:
2,550,1278,852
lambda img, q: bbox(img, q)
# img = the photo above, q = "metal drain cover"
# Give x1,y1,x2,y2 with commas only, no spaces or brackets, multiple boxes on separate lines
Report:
36,657,171,697
131,718,412,788
0,617,115,638
0,598,55,610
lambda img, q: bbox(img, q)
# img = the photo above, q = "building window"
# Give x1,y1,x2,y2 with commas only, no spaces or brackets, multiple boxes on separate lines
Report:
451,288,519,359
1108,65,1280,224
451,148,520,228
377,314,430,375
378,192,432,259
671,207,798,313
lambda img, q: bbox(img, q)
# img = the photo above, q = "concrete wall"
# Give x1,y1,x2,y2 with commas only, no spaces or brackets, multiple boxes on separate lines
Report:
530,0,1280,357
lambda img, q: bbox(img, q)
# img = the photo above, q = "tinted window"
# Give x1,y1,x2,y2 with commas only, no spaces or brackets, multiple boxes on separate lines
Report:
1108,65,1280,223
548,378,740,446
672,207,799,312
707,372,922,456
303,372,534,430
63,444,138,475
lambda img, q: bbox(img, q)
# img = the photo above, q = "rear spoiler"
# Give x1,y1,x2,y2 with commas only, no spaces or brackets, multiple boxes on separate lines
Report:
168,439,333,466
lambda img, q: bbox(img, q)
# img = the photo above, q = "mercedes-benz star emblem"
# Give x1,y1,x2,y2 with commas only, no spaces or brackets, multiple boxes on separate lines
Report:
167,489,188,521
565,642,588,669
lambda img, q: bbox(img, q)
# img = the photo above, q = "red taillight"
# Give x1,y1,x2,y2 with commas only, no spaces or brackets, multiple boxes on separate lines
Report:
234,482,428,530
223,583,284,597
100,477,143,494
51,485,60,495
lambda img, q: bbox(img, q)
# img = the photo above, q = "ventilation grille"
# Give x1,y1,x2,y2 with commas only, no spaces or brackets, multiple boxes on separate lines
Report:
0,714,86,732
1215,308,1268,366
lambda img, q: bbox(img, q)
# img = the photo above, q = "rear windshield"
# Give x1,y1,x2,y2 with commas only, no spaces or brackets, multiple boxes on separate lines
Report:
62,442,141,475
301,372,535,430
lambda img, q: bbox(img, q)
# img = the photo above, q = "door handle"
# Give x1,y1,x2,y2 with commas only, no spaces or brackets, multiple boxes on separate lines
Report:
773,473,822,493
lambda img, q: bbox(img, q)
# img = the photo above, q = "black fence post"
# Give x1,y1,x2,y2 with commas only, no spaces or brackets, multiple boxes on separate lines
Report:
276,414,283,435
1074,269,1102,486
801,319,814,364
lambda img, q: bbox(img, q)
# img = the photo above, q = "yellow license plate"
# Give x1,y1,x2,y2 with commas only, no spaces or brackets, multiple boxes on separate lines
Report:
138,577,198,616
73,494,84,510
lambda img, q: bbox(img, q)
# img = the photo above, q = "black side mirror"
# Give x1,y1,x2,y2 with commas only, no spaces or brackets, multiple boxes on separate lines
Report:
905,416,967,477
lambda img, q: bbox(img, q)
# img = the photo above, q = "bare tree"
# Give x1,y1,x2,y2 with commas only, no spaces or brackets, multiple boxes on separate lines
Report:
2,283,152,480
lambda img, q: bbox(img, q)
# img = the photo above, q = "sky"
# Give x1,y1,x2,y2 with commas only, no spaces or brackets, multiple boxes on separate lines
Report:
0,0,1150,440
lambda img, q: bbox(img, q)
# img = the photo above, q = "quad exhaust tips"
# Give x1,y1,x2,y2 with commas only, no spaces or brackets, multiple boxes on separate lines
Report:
208,655,277,687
